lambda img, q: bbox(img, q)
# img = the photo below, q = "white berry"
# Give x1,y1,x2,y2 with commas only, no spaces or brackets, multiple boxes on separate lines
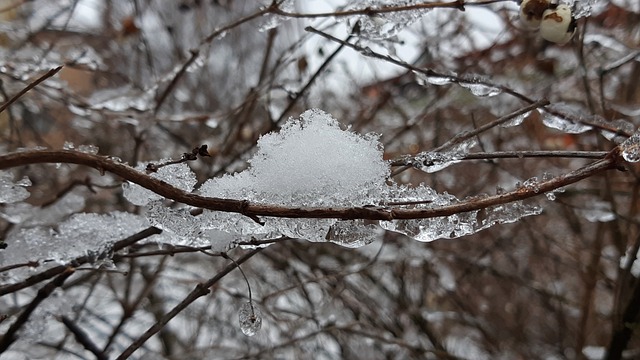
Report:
540,4,576,44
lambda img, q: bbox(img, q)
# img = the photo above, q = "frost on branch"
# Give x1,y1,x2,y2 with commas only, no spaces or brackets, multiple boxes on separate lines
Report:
122,161,197,206
195,109,542,246
350,0,431,40
1,212,149,275
0,171,31,204
199,108,388,247
541,103,593,134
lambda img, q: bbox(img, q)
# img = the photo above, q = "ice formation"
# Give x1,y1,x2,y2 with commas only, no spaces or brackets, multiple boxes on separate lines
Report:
199,108,389,247
621,128,640,162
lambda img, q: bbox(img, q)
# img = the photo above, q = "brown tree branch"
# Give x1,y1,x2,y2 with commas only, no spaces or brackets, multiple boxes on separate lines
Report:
0,149,623,221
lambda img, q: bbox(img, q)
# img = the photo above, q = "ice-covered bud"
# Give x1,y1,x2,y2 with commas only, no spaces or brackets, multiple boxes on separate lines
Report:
519,0,551,29
540,4,576,44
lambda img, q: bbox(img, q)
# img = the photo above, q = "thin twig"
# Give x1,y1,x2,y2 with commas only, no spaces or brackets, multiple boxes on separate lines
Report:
390,150,610,166
0,268,75,353
436,100,550,151
115,248,262,360
60,316,108,360
273,30,353,127
305,26,629,136
154,50,200,115
0,66,63,114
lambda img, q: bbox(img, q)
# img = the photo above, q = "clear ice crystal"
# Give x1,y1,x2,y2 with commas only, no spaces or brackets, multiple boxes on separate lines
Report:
412,138,476,173
0,171,31,203
123,161,197,206
239,302,262,337
476,201,542,231
599,119,635,143
621,129,640,162
380,182,543,242
352,0,431,40
459,77,502,97
326,220,379,248
145,201,204,245
89,86,154,112
541,104,593,134
3,212,148,267
576,200,616,222
379,185,479,242
522,176,540,193
77,144,99,154
500,111,530,128
415,71,456,86
542,112,592,134
258,0,294,32
381,212,478,242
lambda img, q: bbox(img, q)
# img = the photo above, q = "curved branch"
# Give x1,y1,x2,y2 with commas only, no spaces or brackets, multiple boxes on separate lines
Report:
0,149,622,221
271,0,510,19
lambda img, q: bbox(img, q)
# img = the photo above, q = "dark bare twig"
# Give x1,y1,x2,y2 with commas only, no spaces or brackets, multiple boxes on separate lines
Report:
0,268,75,354
145,145,211,172
115,248,263,360
154,50,200,115
0,66,63,114
273,30,353,127
60,316,108,360
606,241,640,360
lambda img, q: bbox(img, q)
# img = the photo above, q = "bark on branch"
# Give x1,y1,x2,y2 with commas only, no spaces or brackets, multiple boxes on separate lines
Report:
0,149,622,221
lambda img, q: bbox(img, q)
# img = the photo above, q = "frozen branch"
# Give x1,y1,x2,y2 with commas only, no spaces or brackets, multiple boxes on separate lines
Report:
0,148,623,222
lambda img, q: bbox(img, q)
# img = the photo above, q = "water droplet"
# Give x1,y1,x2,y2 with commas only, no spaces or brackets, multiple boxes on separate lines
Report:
459,80,501,97
239,302,262,336
500,111,530,128
413,138,476,173
415,71,456,86
541,104,593,134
